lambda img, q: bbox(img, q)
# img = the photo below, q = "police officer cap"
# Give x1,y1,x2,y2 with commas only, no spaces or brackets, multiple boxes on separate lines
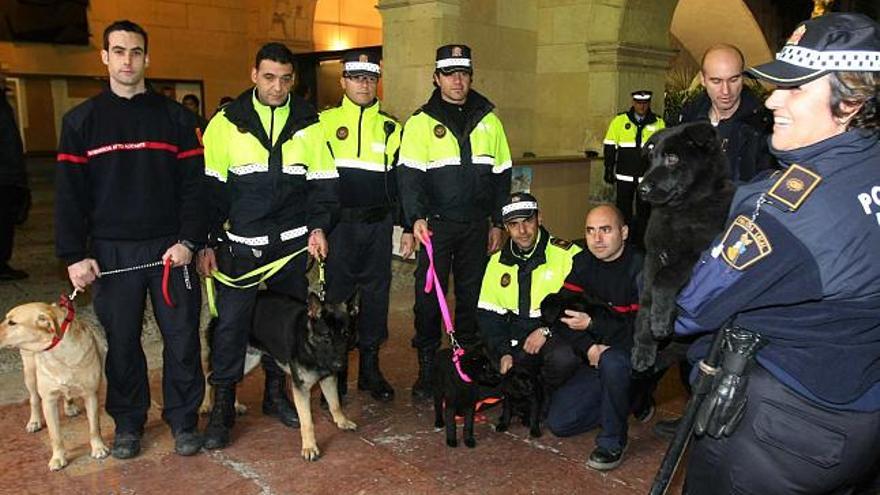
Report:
632,90,652,101
502,192,539,223
435,44,473,74
748,12,880,86
342,50,381,77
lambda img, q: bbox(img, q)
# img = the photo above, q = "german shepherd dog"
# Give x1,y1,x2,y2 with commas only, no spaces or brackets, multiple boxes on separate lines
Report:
433,347,502,448
631,122,734,372
245,291,358,461
495,365,543,438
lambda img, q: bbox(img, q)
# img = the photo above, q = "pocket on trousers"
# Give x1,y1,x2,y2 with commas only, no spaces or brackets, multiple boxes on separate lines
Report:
752,398,845,469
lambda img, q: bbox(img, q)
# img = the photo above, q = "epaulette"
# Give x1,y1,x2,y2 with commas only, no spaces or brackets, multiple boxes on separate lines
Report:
766,164,821,212
379,109,400,124
550,237,573,250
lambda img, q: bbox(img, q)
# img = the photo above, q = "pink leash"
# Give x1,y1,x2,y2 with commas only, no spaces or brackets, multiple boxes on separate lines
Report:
422,236,472,383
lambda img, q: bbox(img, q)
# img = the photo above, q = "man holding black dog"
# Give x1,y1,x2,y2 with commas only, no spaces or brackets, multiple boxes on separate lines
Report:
544,204,644,471
198,42,338,450
477,193,581,389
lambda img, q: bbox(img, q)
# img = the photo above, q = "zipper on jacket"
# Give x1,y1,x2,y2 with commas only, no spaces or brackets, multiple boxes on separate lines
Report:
357,106,364,158
269,106,276,148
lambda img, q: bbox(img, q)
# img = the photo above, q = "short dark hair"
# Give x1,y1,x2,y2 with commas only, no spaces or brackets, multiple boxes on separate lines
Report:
255,42,295,70
103,20,148,54
182,94,200,106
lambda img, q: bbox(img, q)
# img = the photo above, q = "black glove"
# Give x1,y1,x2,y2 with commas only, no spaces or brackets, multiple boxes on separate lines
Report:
603,166,615,185
694,328,763,438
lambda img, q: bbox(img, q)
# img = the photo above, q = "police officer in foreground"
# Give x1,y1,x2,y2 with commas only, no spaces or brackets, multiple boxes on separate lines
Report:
477,193,580,381
320,50,409,402
602,91,665,244
676,13,880,493
399,44,512,400
198,42,338,449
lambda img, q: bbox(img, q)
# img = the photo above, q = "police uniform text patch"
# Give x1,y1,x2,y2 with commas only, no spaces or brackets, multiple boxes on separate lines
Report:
767,164,821,211
721,215,772,270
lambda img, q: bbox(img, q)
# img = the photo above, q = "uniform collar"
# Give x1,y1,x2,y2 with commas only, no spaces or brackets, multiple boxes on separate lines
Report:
340,94,379,116
771,130,879,176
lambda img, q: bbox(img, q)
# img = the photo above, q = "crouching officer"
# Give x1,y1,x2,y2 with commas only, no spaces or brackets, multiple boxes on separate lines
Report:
477,193,581,386
320,49,408,402
675,13,880,494
399,44,512,400
198,42,338,450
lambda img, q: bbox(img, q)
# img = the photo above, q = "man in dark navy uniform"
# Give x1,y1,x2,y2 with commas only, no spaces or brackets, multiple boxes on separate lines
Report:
676,13,880,494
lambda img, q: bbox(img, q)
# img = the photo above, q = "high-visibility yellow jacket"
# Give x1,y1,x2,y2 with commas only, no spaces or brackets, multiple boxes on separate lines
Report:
477,228,581,359
319,95,402,210
203,89,338,249
603,108,665,180
398,89,511,227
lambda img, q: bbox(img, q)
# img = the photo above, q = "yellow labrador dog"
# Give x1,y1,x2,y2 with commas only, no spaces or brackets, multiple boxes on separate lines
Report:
0,302,109,470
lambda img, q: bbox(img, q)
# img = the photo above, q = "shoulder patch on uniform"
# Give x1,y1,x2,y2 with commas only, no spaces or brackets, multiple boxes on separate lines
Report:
550,238,573,250
720,215,772,270
767,164,821,212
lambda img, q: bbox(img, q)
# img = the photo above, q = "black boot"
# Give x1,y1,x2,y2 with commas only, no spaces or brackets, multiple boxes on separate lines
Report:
358,347,394,402
262,357,300,428
411,348,435,401
203,385,236,450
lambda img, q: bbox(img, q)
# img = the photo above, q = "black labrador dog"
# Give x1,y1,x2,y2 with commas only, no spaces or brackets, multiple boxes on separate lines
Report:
433,347,502,448
495,365,543,438
247,291,359,461
631,122,735,372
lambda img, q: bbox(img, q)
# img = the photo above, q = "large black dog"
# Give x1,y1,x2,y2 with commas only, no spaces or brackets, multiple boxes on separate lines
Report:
631,122,735,372
246,291,359,461
433,347,502,448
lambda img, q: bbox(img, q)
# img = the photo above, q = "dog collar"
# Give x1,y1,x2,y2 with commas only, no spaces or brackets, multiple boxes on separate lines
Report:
45,294,76,352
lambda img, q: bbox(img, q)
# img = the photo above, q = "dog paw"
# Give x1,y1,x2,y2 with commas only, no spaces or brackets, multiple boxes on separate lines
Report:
464,438,476,449
48,456,68,471
335,418,357,431
494,422,508,433
63,401,81,418
197,403,211,415
234,401,248,416
446,438,458,448
631,344,657,373
91,442,110,459
301,445,321,461
529,428,542,438
25,419,43,433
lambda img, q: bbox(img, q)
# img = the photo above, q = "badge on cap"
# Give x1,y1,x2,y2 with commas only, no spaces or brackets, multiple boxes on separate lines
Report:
359,54,369,63
452,46,463,57
336,126,349,140
720,215,772,270
434,124,447,138
500,273,511,287
767,164,821,212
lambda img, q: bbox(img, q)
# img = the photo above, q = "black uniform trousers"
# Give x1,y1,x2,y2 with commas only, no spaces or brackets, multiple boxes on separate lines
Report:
210,241,308,386
0,184,27,264
412,219,488,352
326,214,392,350
92,236,203,435
615,178,650,245
685,365,880,495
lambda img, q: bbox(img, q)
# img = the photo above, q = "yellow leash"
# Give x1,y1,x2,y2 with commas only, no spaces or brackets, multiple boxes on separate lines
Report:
205,246,309,317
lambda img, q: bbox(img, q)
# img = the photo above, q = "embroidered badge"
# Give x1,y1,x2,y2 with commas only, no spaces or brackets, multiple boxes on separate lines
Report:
500,273,511,287
452,46,463,57
336,126,349,140
434,124,447,138
625,123,632,130
359,54,369,63
720,215,772,270
767,164,821,211
550,238,572,250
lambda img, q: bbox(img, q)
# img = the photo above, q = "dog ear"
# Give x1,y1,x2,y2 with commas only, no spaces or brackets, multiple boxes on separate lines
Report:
36,311,59,336
684,122,720,150
307,292,323,319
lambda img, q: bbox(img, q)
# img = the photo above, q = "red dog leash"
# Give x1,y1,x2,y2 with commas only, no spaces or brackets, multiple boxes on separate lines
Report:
422,236,472,383
45,291,78,352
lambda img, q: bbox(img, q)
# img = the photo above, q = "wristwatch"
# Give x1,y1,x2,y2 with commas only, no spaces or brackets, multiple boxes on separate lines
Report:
539,327,552,338
178,239,198,253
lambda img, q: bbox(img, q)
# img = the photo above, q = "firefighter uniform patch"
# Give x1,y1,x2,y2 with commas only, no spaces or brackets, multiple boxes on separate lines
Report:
720,215,772,270
336,126,349,140
550,238,573,250
500,273,511,287
434,124,447,138
767,164,821,211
